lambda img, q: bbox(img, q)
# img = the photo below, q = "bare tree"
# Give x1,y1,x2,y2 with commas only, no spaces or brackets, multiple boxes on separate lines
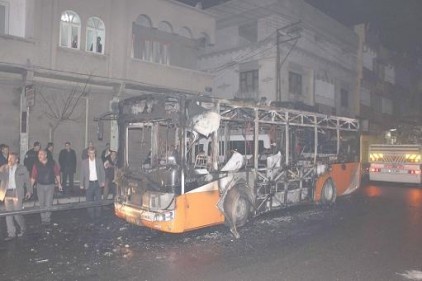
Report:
38,78,90,142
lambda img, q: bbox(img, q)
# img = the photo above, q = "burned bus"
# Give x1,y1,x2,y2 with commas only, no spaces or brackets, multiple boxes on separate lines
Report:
111,93,361,237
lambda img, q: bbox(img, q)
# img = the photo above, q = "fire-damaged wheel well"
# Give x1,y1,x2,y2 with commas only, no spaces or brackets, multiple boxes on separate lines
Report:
223,179,254,238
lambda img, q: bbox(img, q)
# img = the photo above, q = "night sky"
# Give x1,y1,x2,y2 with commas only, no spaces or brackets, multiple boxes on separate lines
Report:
306,0,422,55
178,0,422,56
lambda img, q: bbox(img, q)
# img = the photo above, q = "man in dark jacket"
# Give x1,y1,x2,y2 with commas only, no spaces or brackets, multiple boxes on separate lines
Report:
24,141,41,173
46,142,54,162
58,142,77,195
31,149,62,225
81,141,95,160
101,142,111,163
0,144,9,166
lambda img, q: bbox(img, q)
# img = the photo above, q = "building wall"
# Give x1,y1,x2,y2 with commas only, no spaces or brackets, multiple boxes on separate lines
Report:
0,74,22,152
0,0,215,161
200,0,358,118
355,23,422,134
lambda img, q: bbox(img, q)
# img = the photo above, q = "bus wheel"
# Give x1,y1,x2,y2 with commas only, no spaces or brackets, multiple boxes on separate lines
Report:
321,178,336,205
224,187,251,238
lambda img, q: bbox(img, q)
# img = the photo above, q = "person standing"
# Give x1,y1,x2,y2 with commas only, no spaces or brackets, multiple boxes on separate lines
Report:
46,142,54,162
101,142,111,163
0,152,32,240
96,36,102,53
31,149,62,225
24,141,41,173
58,142,77,195
103,150,117,200
0,144,9,166
81,141,95,160
80,147,105,220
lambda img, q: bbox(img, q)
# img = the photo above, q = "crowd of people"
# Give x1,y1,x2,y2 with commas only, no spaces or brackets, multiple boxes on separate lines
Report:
0,141,118,241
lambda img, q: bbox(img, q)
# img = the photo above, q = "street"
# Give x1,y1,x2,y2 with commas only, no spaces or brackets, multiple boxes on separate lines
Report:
1,182,422,281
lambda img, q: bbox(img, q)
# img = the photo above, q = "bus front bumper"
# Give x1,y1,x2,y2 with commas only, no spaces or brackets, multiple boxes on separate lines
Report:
114,202,178,232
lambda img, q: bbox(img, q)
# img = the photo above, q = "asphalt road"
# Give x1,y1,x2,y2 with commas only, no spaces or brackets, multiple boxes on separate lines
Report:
1,182,422,281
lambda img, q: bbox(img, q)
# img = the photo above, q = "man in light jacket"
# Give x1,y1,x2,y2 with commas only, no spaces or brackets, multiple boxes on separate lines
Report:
80,147,105,220
0,152,32,240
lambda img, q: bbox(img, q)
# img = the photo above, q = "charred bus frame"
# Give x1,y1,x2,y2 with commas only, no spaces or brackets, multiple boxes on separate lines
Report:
112,93,361,237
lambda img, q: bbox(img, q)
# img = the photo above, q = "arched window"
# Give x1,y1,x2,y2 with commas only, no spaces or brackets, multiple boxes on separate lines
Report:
86,17,105,54
135,15,152,27
132,15,169,65
158,21,173,33
60,11,81,49
177,27,192,39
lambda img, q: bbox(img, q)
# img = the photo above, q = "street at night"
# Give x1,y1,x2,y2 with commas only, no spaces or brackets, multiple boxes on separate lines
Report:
1,182,422,281
2,0,422,281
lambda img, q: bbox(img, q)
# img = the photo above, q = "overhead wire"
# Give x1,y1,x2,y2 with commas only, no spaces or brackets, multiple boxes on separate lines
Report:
204,0,358,75
239,0,359,64
203,1,300,74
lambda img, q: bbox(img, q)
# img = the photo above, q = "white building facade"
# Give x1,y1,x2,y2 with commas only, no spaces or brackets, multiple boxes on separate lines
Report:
199,0,359,118
0,0,215,158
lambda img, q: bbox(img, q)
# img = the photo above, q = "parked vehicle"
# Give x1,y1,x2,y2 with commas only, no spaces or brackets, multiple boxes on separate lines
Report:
369,144,422,184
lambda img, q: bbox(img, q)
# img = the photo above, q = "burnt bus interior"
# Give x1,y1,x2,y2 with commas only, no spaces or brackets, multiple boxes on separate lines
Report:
115,93,360,214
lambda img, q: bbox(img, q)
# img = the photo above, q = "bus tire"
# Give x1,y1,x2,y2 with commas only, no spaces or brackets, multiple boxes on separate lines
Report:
224,186,251,237
321,178,336,205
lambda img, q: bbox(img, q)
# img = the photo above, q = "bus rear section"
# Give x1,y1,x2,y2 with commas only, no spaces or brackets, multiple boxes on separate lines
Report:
369,144,422,184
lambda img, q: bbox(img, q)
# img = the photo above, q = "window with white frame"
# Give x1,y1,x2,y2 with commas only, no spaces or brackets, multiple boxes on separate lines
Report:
132,16,169,65
60,11,81,49
140,39,153,62
86,17,105,54
289,71,302,95
0,1,9,35
239,70,259,99
0,0,26,37
136,39,168,65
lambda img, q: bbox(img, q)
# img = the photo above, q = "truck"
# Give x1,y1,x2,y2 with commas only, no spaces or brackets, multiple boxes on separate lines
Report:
368,125,422,184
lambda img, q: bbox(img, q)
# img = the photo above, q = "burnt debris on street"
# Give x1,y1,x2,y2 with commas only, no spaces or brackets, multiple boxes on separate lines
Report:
2,184,422,281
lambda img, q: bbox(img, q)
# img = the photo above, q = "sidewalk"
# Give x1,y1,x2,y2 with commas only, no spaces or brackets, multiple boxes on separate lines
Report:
0,185,114,211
